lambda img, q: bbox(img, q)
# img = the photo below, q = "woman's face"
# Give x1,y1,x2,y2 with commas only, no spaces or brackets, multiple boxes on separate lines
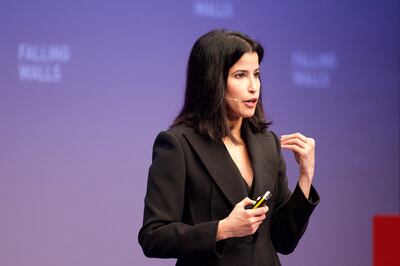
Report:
225,51,260,120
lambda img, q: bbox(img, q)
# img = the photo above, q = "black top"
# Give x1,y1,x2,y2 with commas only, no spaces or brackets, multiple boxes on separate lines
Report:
242,175,255,198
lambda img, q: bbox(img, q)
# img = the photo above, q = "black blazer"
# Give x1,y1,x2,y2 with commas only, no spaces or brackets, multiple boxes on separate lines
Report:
138,124,319,266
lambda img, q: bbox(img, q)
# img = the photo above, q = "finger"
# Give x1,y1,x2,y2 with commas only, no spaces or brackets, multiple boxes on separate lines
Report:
253,214,266,222
253,206,269,215
246,206,269,216
281,132,308,143
281,144,303,155
307,137,316,147
249,215,266,225
281,132,308,140
281,138,307,148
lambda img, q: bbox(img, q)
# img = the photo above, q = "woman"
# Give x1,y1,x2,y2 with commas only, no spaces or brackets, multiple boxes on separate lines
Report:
138,29,319,266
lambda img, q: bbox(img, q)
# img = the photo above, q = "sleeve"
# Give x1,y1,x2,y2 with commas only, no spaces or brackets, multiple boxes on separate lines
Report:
138,131,221,259
269,131,320,255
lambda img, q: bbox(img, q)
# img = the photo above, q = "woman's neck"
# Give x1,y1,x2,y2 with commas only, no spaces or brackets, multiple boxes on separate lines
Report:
226,117,243,141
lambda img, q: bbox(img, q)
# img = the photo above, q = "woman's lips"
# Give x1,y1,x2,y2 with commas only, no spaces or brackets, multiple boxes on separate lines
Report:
243,98,258,108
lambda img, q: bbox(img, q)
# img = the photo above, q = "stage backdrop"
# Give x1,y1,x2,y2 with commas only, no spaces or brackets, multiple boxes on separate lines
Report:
0,1,399,265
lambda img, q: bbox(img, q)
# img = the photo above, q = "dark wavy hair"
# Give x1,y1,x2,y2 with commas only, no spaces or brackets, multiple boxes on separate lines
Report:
172,29,271,142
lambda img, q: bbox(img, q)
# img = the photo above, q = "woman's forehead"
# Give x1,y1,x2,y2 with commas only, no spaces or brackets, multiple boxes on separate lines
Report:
230,52,259,71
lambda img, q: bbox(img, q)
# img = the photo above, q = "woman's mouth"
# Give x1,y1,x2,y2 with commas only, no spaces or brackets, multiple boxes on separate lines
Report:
243,98,258,108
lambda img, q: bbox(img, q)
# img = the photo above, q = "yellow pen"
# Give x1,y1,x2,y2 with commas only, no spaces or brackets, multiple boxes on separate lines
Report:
252,191,271,209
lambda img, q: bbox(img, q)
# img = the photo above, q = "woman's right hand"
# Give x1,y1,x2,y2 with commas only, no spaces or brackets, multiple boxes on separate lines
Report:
216,197,269,241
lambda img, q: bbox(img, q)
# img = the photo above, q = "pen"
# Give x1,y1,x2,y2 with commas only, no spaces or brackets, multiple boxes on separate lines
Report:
252,191,271,209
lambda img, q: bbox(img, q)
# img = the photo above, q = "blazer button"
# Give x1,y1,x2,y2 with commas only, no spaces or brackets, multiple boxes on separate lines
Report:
245,235,254,243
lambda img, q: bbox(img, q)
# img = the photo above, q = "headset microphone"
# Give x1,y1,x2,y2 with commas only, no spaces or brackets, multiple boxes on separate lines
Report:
227,97,239,102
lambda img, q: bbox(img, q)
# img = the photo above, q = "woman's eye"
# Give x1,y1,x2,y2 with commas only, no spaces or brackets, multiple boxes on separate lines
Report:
254,72,260,78
235,73,246,79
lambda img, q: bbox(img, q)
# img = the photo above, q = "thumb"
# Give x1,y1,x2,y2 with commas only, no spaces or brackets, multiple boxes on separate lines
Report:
238,197,255,207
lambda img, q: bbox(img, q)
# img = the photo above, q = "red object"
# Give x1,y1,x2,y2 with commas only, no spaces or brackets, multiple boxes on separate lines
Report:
373,215,400,266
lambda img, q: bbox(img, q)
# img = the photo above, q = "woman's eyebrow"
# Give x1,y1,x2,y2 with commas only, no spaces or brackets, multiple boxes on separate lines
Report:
232,69,248,73
232,68,260,73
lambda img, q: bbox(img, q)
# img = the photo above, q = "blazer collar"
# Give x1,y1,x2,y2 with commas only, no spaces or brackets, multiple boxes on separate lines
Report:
182,124,277,207
183,130,248,207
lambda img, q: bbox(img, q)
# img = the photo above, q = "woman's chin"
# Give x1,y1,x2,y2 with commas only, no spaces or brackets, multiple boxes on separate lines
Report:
242,110,256,118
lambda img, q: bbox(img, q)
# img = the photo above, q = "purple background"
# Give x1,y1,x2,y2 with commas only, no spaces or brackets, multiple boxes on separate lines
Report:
0,1,399,265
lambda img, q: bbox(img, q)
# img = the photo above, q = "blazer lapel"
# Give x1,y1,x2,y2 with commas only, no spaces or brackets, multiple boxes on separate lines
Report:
243,125,278,199
183,131,248,207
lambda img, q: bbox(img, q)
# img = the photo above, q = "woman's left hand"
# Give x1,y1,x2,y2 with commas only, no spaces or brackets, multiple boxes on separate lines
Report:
280,133,315,197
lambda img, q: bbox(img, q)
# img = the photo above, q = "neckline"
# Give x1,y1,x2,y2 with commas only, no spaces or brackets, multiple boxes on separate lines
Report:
221,141,255,196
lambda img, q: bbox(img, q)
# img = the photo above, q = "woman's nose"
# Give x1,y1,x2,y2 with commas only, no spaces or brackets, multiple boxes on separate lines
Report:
248,86,257,93
248,77,258,92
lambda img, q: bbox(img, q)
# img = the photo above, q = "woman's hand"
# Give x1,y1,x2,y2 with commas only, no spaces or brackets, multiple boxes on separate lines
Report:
216,197,268,241
280,132,315,198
